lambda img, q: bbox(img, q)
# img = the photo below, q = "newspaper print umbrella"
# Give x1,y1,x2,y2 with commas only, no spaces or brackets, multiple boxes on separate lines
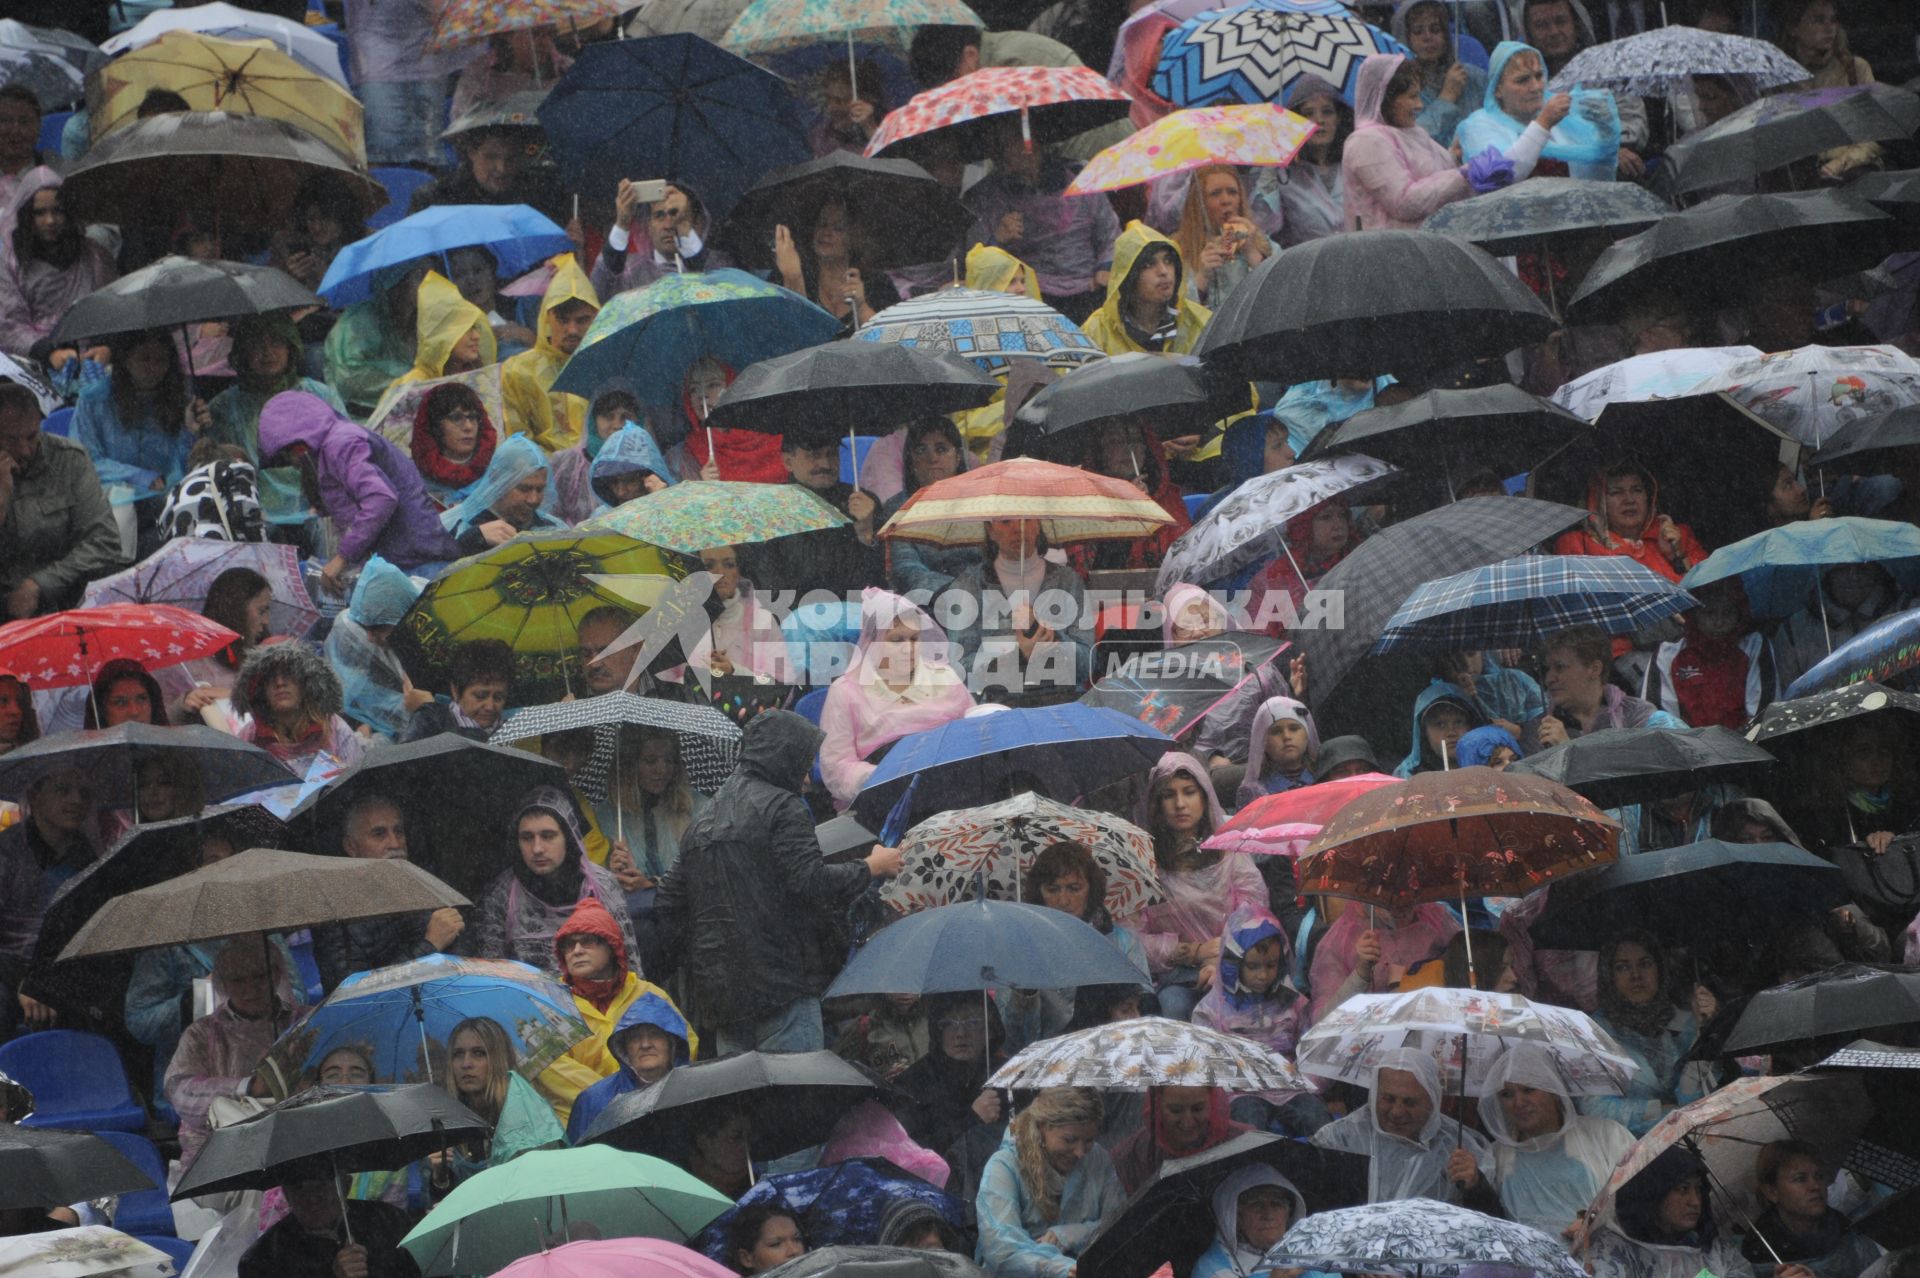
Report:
855,287,1103,373
82,538,319,641
864,65,1133,162
1153,6,1405,109
884,792,1160,917
1371,555,1696,654
987,1016,1308,1092
1681,343,1920,448
1294,988,1638,1098
1068,102,1318,195
491,692,742,793
1549,25,1809,97
1265,1200,1588,1278
1154,455,1397,593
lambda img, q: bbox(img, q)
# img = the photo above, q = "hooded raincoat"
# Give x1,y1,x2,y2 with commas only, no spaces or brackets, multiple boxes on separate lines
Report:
473,786,640,978
323,556,421,740
1477,1043,1635,1236
1458,41,1619,182
1112,1087,1252,1195
1455,724,1523,768
1388,0,1488,146
563,990,696,1143
1192,907,1310,1063
977,1123,1127,1278
1588,1145,1757,1278
1551,466,1707,585
587,422,676,513
0,169,115,361
1395,681,1489,777
1578,936,1711,1136
441,433,565,553
1343,55,1474,230
163,940,305,1169
1308,903,1461,1023
208,313,344,523
1135,755,1266,977
323,262,421,415
1312,1047,1495,1204
391,270,498,393
678,359,788,485
501,255,599,452
1193,1164,1310,1278
1080,222,1211,358
1236,696,1322,806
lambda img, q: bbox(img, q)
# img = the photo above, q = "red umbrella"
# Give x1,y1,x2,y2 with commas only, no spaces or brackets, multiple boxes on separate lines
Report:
864,65,1132,162
1203,771,1403,856
0,604,239,691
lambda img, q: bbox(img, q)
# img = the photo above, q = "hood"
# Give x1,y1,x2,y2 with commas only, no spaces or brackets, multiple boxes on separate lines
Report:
554,895,629,972
590,423,676,509
738,708,825,794
347,556,420,628
1481,41,1543,116
1617,1144,1717,1249
1220,415,1271,489
2,165,59,244
230,640,343,722
534,253,600,360
1216,905,1297,1009
1246,695,1321,776
852,587,958,681
1163,582,1232,643
258,390,351,461
966,243,1041,299
511,783,590,872
608,989,696,1076
1354,53,1409,128
1094,221,1207,349
1395,681,1486,775
412,270,497,379
1390,0,1450,45
440,433,553,532
231,313,308,396
1369,1046,1445,1146
1454,724,1521,769
1141,750,1227,831
1580,462,1662,542
1475,1043,1576,1152
1211,1163,1308,1264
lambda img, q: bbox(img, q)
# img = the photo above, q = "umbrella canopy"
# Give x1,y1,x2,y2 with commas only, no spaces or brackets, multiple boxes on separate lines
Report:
1550,345,1761,422
987,1015,1306,1091
1549,25,1809,97
101,2,346,83
1265,1200,1588,1278
1529,838,1848,951
1300,767,1619,910
1813,403,1920,474
537,34,812,227
1152,6,1404,109
0,602,237,691
724,0,980,60
491,692,742,794
0,722,295,808
1203,771,1402,857
1067,102,1317,194
1507,725,1776,809
1193,230,1556,382
403,1146,733,1275
865,65,1132,163
706,340,999,435
428,0,632,50
1747,680,1920,748
584,481,849,554
59,847,469,961
0,20,101,109
0,1227,172,1275
692,1165,970,1262
1421,177,1672,257
494,1239,739,1278
824,896,1151,999
1370,554,1697,655
53,256,321,345
171,1083,490,1199
715,153,976,272
318,204,574,308
81,538,318,642
1663,82,1920,197
757,1246,983,1278
1015,353,1250,450
1720,963,1920,1057
1783,605,1920,698
0,1125,154,1210
1681,343,1920,449
1153,455,1397,594
879,456,1175,546
581,1050,877,1159
551,268,839,402
1080,631,1288,744
1300,385,1589,498
855,287,1104,373
1679,517,1920,619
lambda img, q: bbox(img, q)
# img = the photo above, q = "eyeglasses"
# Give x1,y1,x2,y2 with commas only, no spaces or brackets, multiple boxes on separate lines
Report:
439,409,481,425
558,935,606,951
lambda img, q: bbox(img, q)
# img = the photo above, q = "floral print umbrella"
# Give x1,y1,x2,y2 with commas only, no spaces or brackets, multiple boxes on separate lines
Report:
1067,103,1318,195
864,65,1133,162
987,1016,1309,1092
1153,455,1397,594
723,0,981,59
1549,25,1810,97
427,0,632,51
1265,1199,1589,1278
82,539,319,643
583,481,848,554
883,792,1161,918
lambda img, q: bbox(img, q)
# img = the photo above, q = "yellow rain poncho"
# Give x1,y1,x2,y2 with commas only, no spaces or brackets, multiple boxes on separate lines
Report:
502,255,600,453
1081,221,1211,358
946,245,1046,458
391,270,497,392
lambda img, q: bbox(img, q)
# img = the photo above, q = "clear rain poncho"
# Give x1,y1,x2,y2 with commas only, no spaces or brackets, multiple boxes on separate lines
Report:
1193,1163,1310,1278
438,433,565,537
1475,1043,1635,1238
1312,1046,1493,1204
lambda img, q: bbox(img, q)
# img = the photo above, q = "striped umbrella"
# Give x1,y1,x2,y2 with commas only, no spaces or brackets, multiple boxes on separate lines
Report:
1370,554,1697,654
1152,5,1405,109
854,287,1103,373
879,457,1175,545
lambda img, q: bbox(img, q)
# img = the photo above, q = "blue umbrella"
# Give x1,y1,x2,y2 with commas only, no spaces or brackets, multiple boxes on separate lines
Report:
259,954,590,1091
691,1159,968,1261
1785,605,1920,698
851,704,1175,828
537,34,812,229
1679,517,1920,620
1370,554,1697,654
823,896,1152,999
315,204,573,307
1153,3,1406,109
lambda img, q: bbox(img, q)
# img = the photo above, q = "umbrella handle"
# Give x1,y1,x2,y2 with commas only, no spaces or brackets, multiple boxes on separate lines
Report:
334,1155,355,1247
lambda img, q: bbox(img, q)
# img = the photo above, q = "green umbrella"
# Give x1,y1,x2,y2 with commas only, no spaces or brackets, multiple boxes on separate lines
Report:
400,1145,732,1276
583,480,849,554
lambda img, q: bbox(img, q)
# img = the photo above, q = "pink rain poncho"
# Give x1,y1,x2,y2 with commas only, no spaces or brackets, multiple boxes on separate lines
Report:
1132,754,1266,976
1342,55,1473,231
162,939,304,1171
1308,901,1460,1023
0,169,116,360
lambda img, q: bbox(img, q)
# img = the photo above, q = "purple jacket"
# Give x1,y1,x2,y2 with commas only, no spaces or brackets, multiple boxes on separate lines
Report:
257,391,460,570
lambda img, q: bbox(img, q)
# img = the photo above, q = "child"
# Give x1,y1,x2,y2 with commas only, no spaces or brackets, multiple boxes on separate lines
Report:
1234,696,1320,807
1455,725,1521,771
1193,907,1329,1137
587,422,676,513
1394,682,1486,777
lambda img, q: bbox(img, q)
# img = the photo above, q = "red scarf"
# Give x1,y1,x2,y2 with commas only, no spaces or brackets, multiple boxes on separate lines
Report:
681,363,788,483
553,897,629,1012
411,395,499,494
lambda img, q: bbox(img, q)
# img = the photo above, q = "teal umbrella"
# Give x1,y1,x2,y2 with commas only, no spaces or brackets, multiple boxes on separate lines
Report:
1679,517,1920,620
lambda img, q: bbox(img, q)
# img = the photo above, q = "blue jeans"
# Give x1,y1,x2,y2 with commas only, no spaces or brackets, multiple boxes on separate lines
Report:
715,997,825,1056
360,77,449,167
1155,967,1200,1022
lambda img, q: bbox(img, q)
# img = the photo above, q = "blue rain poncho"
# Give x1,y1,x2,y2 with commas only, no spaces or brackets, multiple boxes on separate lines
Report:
324,556,421,737
1457,42,1621,183
1477,1043,1634,1238
439,434,565,536
588,423,677,513
977,1125,1126,1278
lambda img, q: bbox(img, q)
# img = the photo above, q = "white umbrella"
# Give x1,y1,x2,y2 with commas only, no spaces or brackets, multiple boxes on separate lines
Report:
1549,345,1759,422
100,2,349,85
988,1015,1309,1092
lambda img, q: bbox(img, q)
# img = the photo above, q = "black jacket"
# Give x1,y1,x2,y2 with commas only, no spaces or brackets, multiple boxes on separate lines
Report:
312,913,440,994
407,164,570,226
746,482,886,603
398,702,488,745
238,1200,419,1278
650,710,870,1027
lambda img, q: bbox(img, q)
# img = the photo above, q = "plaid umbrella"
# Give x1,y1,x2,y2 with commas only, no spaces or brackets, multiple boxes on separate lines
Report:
865,65,1132,163
1266,1199,1587,1278
880,456,1174,545
0,603,237,691
1550,25,1810,97
1662,83,1920,196
1421,177,1672,257
1067,102,1317,195
81,539,319,642
1152,5,1405,109
491,691,743,793
1371,554,1697,655
584,481,848,553
428,0,632,51
1154,455,1396,594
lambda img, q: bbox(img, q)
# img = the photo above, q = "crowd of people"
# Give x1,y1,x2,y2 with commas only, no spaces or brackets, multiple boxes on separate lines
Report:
2,0,1920,1276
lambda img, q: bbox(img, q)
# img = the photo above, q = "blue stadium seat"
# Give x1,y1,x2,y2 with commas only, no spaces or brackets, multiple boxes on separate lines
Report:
38,110,73,157
0,1030,148,1132
42,405,74,437
288,932,325,1003
793,686,830,788
368,167,434,231
92,1131,177,1238
1182,492,1209,520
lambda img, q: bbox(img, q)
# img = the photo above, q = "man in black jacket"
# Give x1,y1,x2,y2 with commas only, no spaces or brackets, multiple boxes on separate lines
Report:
650,710,902,1054
746,430,886,608
238,1170,418,1278
311,795,464,991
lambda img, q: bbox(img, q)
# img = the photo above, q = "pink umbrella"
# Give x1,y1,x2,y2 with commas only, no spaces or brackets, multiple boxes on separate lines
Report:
494,1239,740,1278
865,65,1131,162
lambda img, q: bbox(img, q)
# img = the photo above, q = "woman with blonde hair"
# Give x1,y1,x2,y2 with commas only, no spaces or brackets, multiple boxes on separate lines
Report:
977,1087,1124,1278
1174,166,1271,308
603,725,710,925
434,1016,564,1188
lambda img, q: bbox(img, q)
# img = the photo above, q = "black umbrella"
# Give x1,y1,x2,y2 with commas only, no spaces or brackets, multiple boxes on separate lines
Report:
715,153,976,272
0,1125,155,1211
1720,964,1920,1056
1663,83,1920,197
1851,168,1920,225
1528,839,1846,950
54,256,322,346
1079,1132,1370,1278
1812,404,1920,473
581,1050,878,1161
1012,354,1250,451
1421,176,1673,255
1299,384,1591,497
1193,230,1556,383
705,341,1000,438
817,813,879,864
1507,725,1776,808
1745,682,1920,748
0,722,297,810
1567,190,1893,321
1080,633,1288,743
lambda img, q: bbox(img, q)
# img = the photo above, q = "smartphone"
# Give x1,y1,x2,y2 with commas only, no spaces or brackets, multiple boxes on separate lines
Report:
630,178,669,203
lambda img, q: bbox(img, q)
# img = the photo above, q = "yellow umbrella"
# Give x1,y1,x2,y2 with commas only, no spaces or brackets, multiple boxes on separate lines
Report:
87,30,365,165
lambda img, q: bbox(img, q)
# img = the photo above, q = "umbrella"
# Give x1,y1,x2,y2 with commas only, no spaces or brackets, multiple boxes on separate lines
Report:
0,1125,154,1210
988,1015,1306,1091
705,341,1000,437
537,34,812,228
1679,517,1920,620
390,529,691,704
1816,1039,1920,1071
1067,103,1317,195
551,269,839,402
1193,230,1556,382
716,153,976,272
884,791,1161,918
823,896,1151,999
403,1146,733,1275
1507,725,1776,809
879,456,1175,546
1421,177,1672,257
1719,963,1920,1057
1299,385,1589,499
490,692,742,793
101,2,346,83
429,0,632,50
1264,1199,1588,1278
1014,353,1250,450
1153,456,1397,594
0,602,237,692
260,954,590,1092
1567,190,1892,321
1813,403,1920,474
318,204,574,307
87,30,365,165
171,1083,490,1201
1550,345,1761,422
1549,25,1809,97
1748,680,1920,750
53,255,321,348
81,538,319,642
1369,555,1697,655
1080,631,1289,743
583,1050,879,1159
866,65,1132,163
1291,497,1588,712
0,19,100,109
495,1239,739,1278
0,722,295,808
1680,343,1920,450
1152,6,1405,109
1663,83,1920,197
758,1247,983,1278
1528,838,1848,950
368,364,511,455
583,481,849,554
59,847,469,961
855,287,1104,373
692,1163,968,1261
724,0,980,61
60,111,386,226
850,703,1175,828
1203,771,1402,857
1783,605,1920,698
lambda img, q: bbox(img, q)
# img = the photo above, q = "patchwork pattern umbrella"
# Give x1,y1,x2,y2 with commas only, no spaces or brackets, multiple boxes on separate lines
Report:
584,481,849,553
1662,83,1920,196
1681,343,1920,449
1549,26,1809,97
428,0,634,50
1371,555,1696,654
692,1164,969,1262
988,1015,1307,1092
81,538,319,641
1067,102,1318,194
318,204,573,307
864,65,1133,162
491,692,743,794
880,456,1174,546
855,287,1103,373
1152,6,1404,108
1154,455,1397,593
1265,1200,1589,1278
0,603,238,691
1784,606,1920,698
1679,517,1920,620
1421,177,1672,256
